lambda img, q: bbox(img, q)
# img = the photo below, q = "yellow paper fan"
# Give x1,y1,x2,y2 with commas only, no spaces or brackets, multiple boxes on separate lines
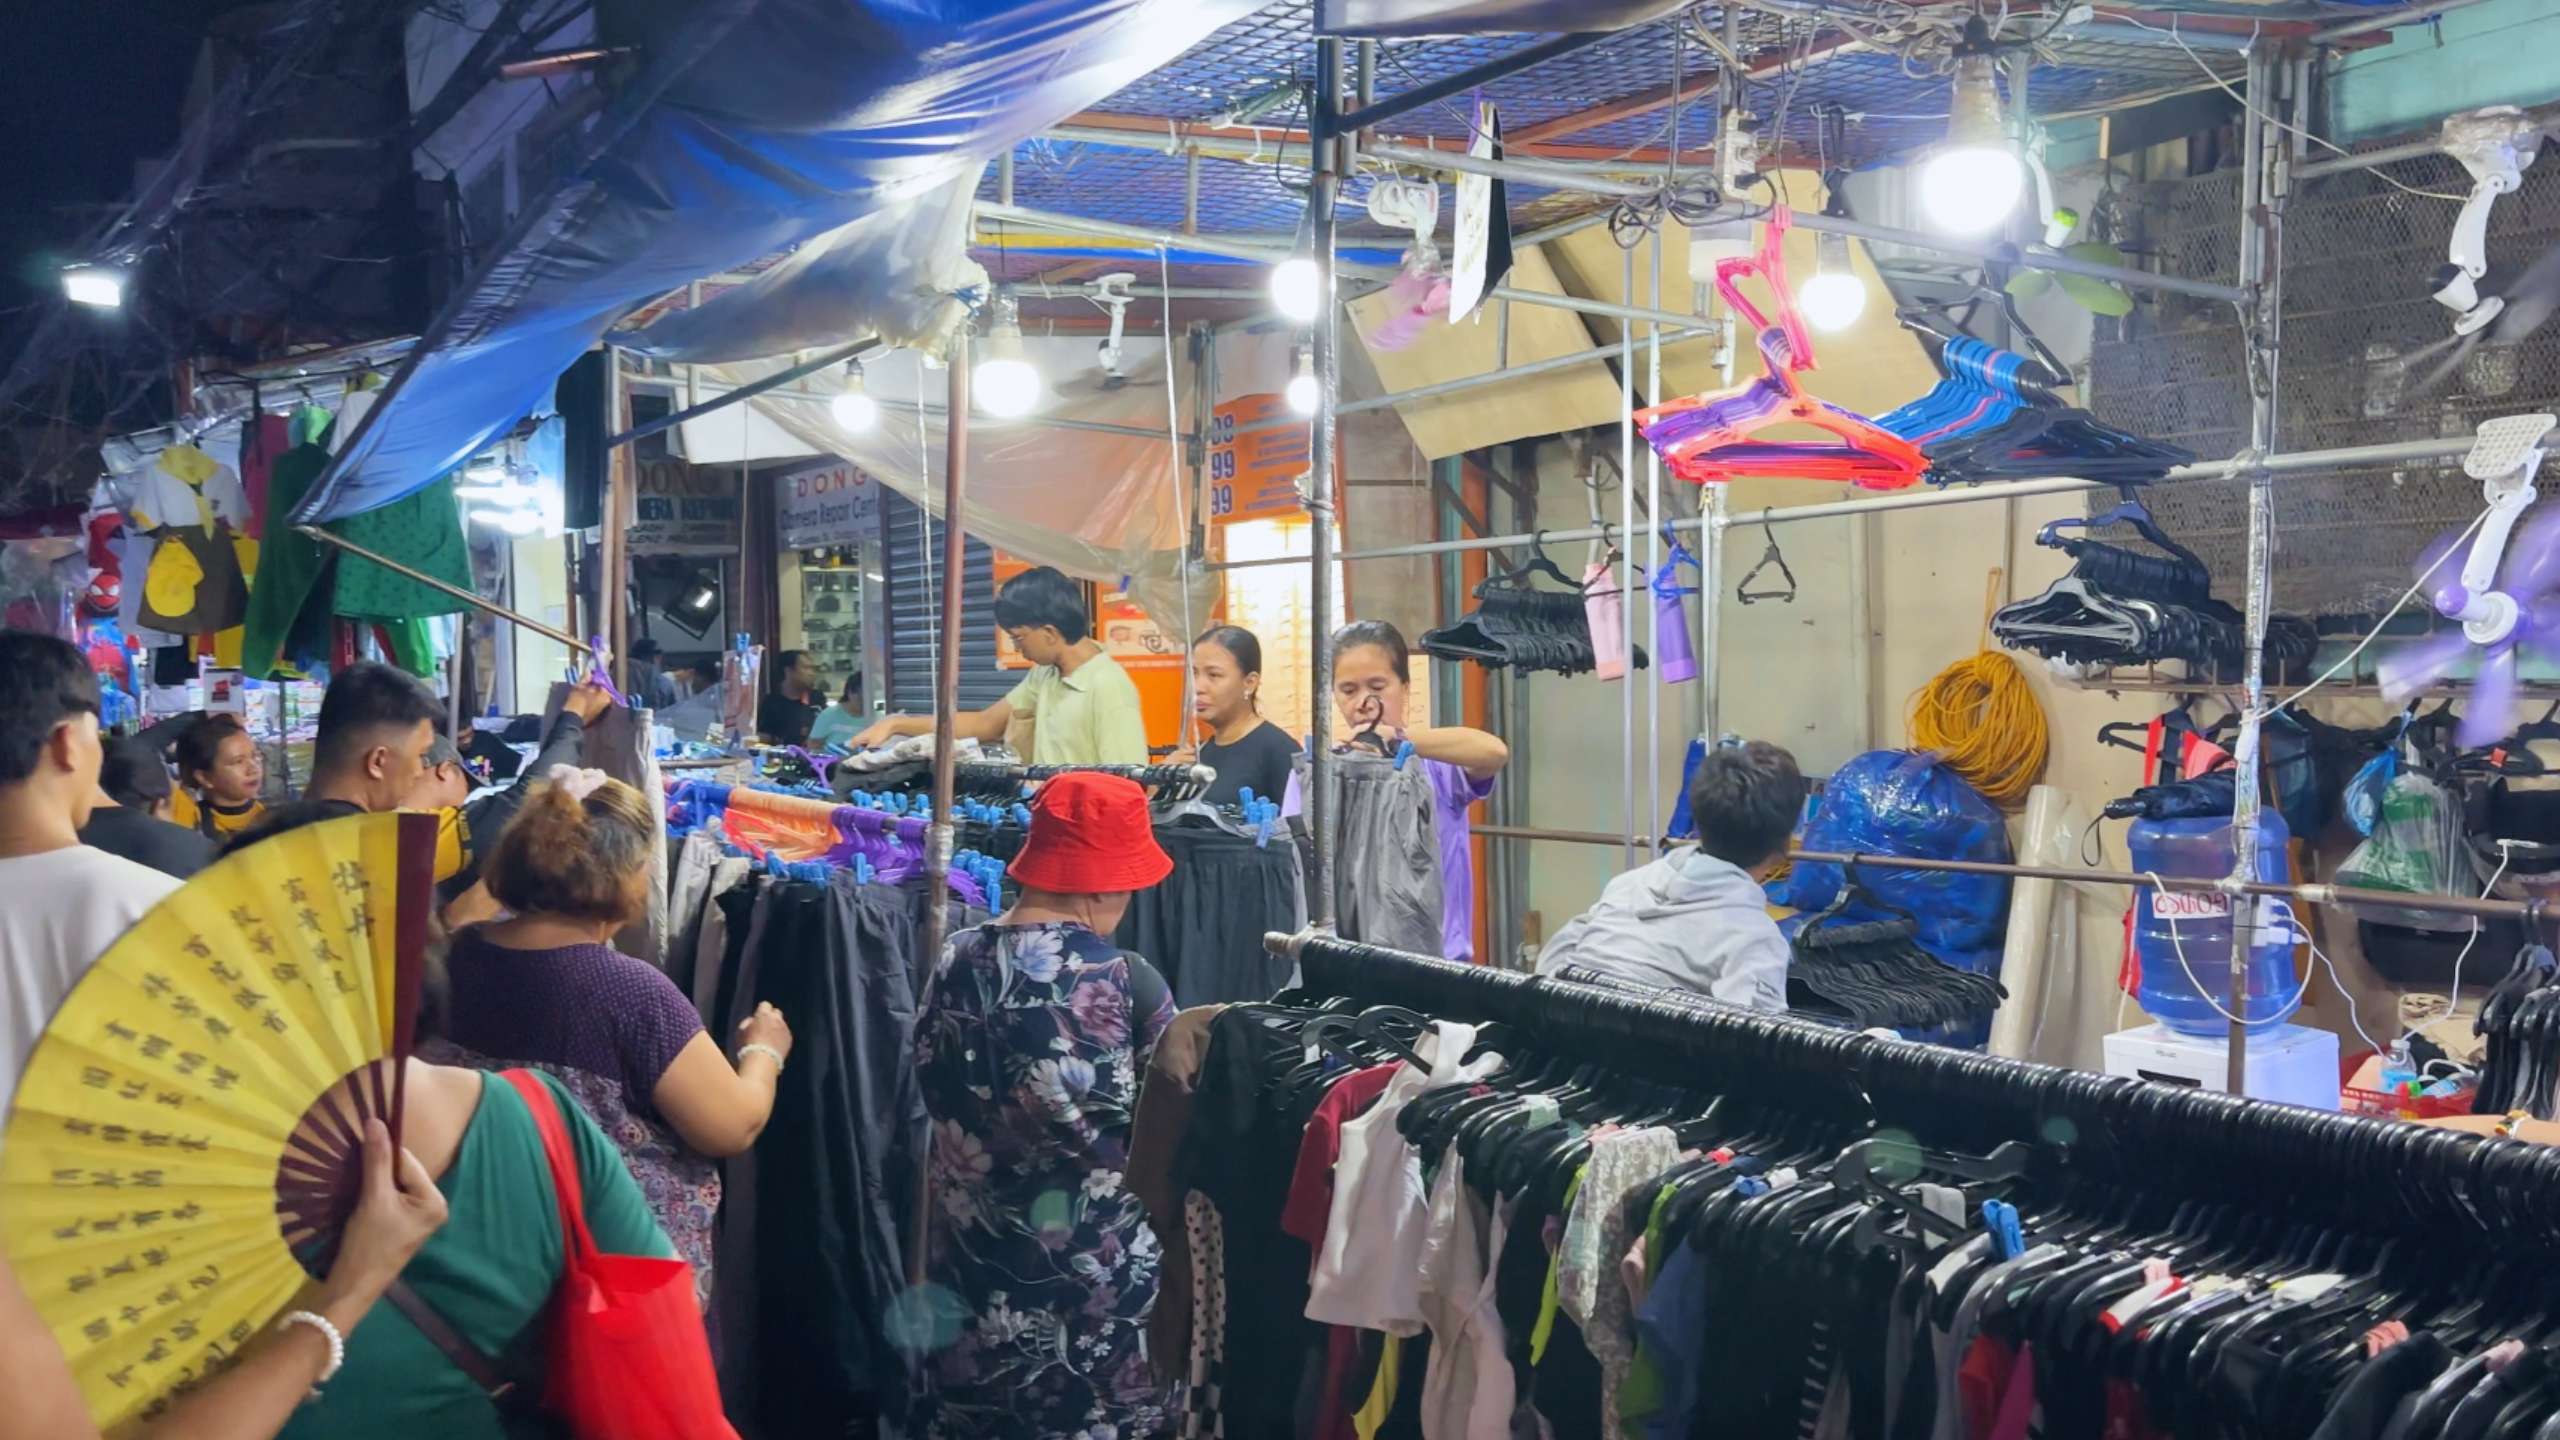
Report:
2,811,434,1433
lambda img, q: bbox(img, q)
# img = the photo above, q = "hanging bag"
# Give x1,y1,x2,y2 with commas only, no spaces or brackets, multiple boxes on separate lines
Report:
502,1069,738,1440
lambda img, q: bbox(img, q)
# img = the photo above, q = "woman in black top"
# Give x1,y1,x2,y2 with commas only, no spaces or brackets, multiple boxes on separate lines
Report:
1182,624,1298,806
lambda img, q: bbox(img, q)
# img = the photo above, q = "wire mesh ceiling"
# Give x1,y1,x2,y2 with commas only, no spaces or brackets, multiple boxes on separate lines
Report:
2087,150,2560,623
976,0,2256,243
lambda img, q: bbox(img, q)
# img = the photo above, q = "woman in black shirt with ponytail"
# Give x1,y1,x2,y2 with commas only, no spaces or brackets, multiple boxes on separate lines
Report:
1181,624,1298,806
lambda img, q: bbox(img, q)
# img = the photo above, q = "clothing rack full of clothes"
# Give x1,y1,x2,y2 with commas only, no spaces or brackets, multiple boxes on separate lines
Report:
1119,931,2560,1440
658,777,992,1435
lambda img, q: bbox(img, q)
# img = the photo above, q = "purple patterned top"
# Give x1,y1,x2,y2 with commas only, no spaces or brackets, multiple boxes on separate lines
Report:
434,928,722,1298
439,929,705,1120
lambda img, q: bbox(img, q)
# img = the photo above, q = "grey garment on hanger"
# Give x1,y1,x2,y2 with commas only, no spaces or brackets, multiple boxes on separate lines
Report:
1297,750,1445,957
546,683,670,968
665,829,723,994
689,854,754,1028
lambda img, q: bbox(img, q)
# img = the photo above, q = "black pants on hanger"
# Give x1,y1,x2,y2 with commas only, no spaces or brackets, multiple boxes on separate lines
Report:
720,875,974,1435
1116,826,1305,1005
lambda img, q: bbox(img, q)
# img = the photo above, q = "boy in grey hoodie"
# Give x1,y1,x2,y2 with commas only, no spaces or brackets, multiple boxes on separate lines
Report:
1535,740,1806,1012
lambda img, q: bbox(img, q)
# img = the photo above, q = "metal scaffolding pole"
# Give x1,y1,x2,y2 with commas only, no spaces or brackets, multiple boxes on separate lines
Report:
2221,48,2289,1090
1619,246,1638,868
1647,232,1665,845
1307,37,1344,932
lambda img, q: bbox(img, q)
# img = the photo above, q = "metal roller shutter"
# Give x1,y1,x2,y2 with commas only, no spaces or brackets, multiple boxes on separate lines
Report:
883,489,1014,714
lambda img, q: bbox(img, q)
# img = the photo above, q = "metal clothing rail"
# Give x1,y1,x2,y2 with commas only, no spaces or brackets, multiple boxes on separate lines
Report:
1788,848,2546,928
1270,933,2560,1244
295,526,594,655
1208,434,2480,572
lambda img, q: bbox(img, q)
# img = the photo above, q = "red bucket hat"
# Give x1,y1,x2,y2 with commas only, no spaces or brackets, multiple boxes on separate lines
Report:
1007,772,1174,893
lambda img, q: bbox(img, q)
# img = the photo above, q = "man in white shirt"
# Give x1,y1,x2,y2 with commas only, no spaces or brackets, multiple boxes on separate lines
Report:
0,633,182,1117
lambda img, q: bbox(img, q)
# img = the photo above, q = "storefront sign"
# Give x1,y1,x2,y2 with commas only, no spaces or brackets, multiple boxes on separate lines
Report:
629,459,741,554
1205,394,1309,523
777,460,881,550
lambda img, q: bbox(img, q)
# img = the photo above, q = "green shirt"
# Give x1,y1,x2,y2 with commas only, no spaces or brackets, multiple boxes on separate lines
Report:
1005,650,1148,766
278,1071,675,1440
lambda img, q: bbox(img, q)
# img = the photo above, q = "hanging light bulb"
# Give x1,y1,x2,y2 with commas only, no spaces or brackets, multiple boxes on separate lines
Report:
61,263,127,309
972,291,1044,419
1285,345,1320,415
1919,17,2023,236
829,358,878,432
1797,230,1867,332
1270,211,1322,323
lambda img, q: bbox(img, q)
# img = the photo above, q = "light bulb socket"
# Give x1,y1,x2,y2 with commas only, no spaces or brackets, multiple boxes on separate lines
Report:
1814,231,1852,277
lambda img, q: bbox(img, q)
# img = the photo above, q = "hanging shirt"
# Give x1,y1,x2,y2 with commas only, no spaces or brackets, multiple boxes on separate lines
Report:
1305,1022,1502,1332
1417,1147,1515,1440
1005,650,1148,766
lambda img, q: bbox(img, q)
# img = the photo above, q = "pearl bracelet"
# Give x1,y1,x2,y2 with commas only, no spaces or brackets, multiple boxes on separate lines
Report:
275,1309,345,1400
738,1042,787,1072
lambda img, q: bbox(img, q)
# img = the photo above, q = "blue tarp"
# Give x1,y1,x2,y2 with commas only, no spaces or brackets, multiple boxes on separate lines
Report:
294,0,1257,523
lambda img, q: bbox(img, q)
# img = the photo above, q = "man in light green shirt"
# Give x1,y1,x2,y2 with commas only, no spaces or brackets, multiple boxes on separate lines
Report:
853,564,1149,765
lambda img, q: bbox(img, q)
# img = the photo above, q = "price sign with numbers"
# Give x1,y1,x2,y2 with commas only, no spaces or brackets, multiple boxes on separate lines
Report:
1206,394,1309,523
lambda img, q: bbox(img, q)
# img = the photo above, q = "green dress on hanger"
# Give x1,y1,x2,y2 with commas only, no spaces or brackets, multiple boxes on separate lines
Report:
237,403,477,678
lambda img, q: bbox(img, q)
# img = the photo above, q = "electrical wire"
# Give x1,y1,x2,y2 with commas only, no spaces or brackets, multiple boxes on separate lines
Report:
2106,12,2468,204
1908,650,2050,807
2255,503,2491,718
2434,839,2516,1031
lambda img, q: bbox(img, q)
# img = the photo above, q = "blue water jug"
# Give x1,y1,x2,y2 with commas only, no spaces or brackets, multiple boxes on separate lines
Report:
2129,809,2299,1036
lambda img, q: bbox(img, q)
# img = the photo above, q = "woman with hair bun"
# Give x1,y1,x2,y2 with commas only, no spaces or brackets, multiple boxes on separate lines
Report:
428,767,794,1302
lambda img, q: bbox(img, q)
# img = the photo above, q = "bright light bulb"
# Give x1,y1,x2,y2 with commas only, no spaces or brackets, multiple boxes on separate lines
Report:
1286,372,1320,415
830,387,878,431
1270,256,1322,323
974,356,1042,418
62,265,125,309
1919,145,2024,235
1798,271,1868,332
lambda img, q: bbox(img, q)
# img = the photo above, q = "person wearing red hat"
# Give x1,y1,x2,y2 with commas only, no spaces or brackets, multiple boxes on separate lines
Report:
910,772,1179,1438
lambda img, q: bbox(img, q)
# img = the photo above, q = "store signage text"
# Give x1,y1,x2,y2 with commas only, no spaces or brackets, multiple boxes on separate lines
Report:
629,459,741,554
778,460,881,549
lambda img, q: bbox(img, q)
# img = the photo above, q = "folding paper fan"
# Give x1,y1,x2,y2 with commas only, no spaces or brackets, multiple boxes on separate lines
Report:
1,811,434,1432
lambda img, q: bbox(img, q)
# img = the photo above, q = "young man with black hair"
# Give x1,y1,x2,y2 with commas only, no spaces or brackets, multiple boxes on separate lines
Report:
1535,740,1808,1012
223,661,445,855
0,633,182,1116
80,735,218,879
853,564,1146,765
756,647,825,746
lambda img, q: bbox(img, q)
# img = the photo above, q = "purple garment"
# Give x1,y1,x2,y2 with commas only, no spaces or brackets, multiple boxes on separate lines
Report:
1428,758,1496,963
438,928,706,1120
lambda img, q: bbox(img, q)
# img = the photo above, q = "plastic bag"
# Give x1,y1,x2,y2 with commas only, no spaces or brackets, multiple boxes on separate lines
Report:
1777,749,2014,953
2335,772,2468,929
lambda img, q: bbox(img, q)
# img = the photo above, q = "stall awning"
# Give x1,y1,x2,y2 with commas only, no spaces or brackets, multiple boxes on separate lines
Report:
292,0,1257,525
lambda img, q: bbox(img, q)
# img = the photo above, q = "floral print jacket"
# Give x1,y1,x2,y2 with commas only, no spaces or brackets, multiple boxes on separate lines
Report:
911,921,1178,1440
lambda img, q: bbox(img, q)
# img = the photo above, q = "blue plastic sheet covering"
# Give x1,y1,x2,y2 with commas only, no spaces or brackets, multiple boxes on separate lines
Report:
293,0,1259,523
1318,0,1688,36
1776,749,2015,955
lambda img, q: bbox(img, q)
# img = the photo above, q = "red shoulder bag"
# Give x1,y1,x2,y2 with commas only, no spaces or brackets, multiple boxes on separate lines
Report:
503,1069,738,1440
